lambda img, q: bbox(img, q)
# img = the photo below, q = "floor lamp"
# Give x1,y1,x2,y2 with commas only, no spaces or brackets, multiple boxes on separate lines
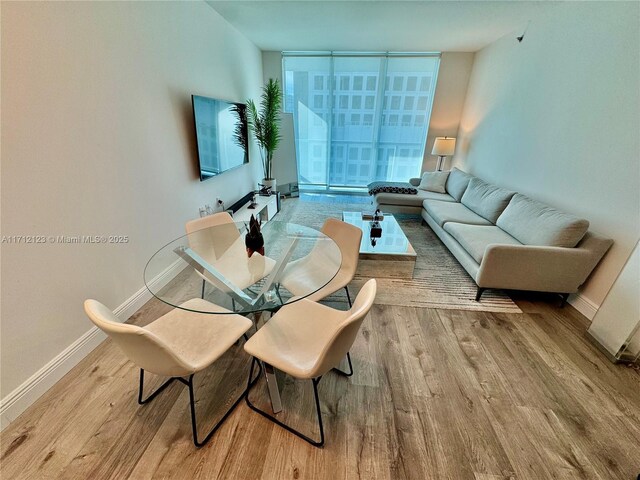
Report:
432,137,456,171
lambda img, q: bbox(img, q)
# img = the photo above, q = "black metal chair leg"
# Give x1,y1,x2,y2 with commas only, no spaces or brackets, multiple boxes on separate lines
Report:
137,360,261,448
185,365,260,448
245,358,325,447
138,369,178,404
201,279,206,299
475,287,485,302
344,286,352,307
332,351,354,377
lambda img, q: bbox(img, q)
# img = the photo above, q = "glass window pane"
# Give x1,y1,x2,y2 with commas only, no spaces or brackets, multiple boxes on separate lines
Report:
378,56,439,182
365,95,375,109
282,56,332,186
366,76,377,91
404,96,414,110
284,54,439,188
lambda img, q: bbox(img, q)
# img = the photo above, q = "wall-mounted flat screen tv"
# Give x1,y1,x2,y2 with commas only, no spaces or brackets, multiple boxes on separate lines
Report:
192,95,248,181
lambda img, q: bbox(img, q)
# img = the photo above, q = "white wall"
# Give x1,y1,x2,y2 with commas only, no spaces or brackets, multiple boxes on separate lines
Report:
454,1,640,310
262,51,298,187
422,52,474,172
1,2,263,401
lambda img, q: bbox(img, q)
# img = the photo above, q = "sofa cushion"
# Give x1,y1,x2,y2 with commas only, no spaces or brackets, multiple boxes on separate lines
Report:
443,223,522,264
423,199,492,227
445,168,473,201
377,190,455,207
418,171,450,193
496,193,590,247
461,178,515,223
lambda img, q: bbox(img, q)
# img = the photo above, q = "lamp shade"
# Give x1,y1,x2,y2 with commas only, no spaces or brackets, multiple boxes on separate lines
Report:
432,137,456,156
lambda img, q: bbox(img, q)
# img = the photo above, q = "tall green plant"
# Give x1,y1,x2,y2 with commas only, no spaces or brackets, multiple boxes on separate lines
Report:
247,78,282,180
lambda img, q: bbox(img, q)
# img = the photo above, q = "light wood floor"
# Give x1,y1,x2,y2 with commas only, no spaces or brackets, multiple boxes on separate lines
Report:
1,294,639,479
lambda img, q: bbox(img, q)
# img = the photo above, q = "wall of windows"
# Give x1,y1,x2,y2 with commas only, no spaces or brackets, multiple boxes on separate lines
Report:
283,53,440,190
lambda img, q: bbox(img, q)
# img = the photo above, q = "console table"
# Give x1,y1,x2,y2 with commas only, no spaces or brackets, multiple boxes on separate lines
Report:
231,194,278,224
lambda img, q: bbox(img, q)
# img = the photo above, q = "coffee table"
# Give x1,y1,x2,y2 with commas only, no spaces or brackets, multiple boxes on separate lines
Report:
342,211,416,279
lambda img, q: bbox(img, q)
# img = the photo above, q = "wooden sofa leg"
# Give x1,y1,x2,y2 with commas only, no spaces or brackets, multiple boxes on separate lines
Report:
475,287,485,302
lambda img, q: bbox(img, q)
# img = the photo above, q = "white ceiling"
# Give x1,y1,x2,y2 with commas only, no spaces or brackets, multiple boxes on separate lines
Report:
206,1,557,52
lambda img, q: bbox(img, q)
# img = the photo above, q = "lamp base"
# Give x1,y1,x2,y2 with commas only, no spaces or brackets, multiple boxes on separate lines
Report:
435,156,447,171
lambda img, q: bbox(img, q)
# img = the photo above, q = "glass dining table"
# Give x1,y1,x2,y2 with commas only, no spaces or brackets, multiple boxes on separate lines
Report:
144,220,342,413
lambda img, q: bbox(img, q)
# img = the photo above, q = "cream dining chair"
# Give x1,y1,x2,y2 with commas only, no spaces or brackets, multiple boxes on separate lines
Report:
84,297,258,447
186,212,275,301
279,217,363,376
280,218,362,307
280,218,362,308
186,212,239,299
243,279,377,447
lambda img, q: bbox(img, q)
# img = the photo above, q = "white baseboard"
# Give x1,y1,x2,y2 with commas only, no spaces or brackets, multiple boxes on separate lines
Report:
568,292,599,321
0,260,184,430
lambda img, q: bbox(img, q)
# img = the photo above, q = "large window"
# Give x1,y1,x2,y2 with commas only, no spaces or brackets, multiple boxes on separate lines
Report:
283,52,440,190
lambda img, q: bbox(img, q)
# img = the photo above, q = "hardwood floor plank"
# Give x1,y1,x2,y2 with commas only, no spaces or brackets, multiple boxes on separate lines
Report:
2,297,639,480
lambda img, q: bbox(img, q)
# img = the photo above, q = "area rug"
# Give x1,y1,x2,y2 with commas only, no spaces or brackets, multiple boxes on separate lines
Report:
278,194,522,313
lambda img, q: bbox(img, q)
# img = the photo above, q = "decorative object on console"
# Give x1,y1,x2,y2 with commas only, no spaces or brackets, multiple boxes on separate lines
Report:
245,214,265,257
432,137,456,171
258,183,274,196
418,171,450,193
247,78,283,193
247,192,258,209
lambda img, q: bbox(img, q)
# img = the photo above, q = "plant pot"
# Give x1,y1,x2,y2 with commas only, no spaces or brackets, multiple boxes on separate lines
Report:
262,178,276,194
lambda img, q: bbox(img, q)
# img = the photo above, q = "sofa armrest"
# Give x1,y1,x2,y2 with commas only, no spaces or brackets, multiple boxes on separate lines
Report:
476,233,612,293
409,177,421,187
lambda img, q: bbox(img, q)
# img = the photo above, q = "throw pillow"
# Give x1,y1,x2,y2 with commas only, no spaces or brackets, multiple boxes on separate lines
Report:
418,171,450,193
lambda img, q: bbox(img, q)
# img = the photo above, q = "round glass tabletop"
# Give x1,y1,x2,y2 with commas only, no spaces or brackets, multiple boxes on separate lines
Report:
144,221,342,315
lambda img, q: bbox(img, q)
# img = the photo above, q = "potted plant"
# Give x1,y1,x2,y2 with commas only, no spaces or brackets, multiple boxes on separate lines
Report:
247,78,282,194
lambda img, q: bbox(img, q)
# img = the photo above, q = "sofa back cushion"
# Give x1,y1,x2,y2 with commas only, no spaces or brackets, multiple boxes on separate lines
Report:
461,178,515,223
497,194,589,247
418,171,450,193
445,168,472,201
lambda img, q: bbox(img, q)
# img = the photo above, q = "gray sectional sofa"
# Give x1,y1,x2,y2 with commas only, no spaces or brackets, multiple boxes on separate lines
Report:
374,168,613,302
